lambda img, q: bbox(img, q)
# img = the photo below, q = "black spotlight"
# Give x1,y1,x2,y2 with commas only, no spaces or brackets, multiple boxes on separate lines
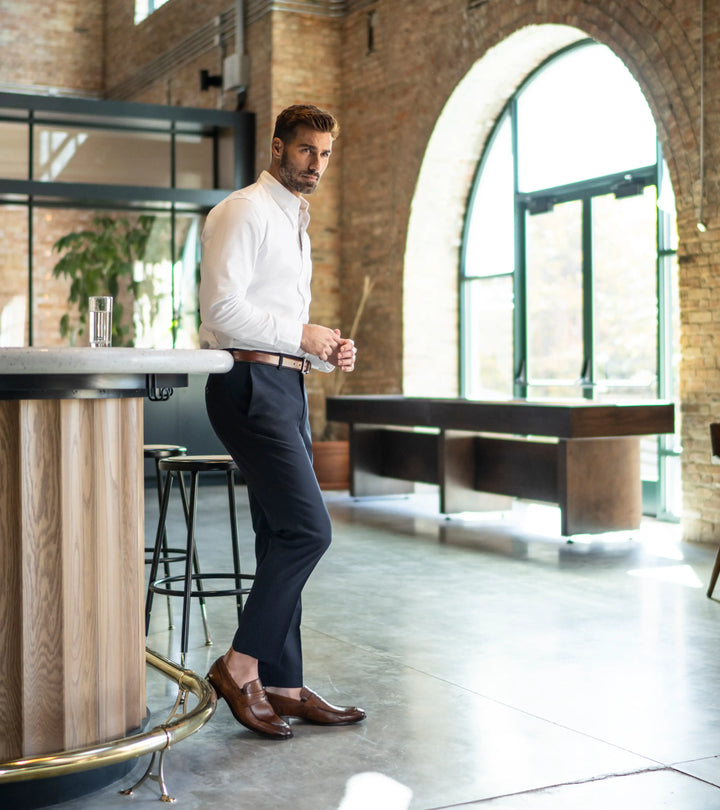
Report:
200,69,223,91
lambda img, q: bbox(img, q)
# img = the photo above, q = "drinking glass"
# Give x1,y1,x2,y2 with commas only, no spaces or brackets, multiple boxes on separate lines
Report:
88,296,113,347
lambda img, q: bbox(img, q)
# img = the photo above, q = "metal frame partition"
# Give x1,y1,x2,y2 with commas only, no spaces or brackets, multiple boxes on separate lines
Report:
0,91,255,346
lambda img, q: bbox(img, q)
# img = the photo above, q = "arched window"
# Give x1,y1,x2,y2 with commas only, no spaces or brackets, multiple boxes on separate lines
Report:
461,40,680,518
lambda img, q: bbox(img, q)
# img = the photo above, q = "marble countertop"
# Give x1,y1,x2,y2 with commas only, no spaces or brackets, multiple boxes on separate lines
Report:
0,347,234,375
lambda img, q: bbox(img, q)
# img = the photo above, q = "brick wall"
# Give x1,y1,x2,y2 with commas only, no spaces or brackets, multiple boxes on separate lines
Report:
336,0,720,543
0,0,104,94
269,11,343,436
103,0,229,100
4,0,720,541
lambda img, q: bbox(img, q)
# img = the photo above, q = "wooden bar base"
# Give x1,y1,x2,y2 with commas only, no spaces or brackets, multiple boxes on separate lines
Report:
0,397,145,761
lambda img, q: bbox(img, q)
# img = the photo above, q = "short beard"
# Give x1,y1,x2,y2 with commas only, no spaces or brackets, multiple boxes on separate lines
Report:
279,153,320,195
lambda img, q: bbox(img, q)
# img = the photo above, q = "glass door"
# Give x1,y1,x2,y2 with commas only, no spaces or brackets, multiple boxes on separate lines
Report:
525,200,584,399
592,188,658,399
519,182,665,511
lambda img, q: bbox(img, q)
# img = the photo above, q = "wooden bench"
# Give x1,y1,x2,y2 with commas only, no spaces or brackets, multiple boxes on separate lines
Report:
326,396,675,536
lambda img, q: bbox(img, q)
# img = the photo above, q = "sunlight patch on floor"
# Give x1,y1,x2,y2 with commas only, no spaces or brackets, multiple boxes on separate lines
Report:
627,564,704,588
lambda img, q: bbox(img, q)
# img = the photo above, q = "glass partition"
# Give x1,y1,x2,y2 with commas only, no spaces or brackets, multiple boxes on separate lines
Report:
0,205,29,346
176,134,215,190
132,212,203,349
0,121,28,180
0,92,253,348
33,126,172,186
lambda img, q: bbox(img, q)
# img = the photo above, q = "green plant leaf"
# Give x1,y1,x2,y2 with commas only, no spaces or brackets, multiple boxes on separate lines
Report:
51,213,159,347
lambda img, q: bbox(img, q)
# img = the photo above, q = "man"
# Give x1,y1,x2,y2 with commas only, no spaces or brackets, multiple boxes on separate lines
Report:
199,104,365,740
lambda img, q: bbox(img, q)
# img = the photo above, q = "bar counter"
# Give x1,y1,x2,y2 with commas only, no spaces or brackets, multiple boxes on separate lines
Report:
0,348,232,803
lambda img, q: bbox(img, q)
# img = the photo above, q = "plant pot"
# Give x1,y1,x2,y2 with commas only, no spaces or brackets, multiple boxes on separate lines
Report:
312,440,350,491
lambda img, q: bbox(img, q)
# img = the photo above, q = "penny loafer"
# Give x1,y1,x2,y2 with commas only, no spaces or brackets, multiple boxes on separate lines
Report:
266,687,366,725
206,657,292,740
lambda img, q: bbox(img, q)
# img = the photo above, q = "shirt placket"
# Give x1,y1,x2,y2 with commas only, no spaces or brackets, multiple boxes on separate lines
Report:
296,206,311,321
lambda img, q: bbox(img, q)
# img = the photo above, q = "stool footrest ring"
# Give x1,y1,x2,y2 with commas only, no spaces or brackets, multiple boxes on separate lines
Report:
149,572,254,600
144,545,191,566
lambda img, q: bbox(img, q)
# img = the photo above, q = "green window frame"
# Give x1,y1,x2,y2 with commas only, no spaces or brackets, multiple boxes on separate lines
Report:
460,41,680,520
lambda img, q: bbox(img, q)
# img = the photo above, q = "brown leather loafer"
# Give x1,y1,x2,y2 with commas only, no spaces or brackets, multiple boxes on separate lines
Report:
266,687,366,725
207,657,292,740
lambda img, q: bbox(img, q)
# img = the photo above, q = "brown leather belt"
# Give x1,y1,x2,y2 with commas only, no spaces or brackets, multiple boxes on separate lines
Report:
229,349,311,374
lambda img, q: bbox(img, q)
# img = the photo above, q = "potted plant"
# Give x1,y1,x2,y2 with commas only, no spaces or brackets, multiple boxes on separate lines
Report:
51,214,157,346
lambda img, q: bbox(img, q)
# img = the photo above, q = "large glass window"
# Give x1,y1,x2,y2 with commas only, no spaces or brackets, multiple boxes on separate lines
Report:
461,112,515,397
516,45,657,192
461,41,680,519
0,92,252,348
462,275,514,398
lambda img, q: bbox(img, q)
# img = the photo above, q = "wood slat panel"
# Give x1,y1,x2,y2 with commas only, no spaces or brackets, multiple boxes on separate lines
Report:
61,399,100,749
119,398,145,733
95,398,127,741
0,396,146,759
0,402,23,760
21,400,65,756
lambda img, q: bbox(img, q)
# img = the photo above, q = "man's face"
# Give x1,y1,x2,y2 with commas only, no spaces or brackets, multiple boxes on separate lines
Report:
276,125,333,195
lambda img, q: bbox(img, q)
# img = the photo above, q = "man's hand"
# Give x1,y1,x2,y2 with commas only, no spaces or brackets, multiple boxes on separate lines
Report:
301,323,343,361
328,332,357,372
301,325,357,370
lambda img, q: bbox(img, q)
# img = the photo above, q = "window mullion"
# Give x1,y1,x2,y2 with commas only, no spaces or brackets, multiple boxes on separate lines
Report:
582,195,594,400
512,98,527,399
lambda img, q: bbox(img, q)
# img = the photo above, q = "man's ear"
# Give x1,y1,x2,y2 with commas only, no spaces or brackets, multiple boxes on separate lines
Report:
271,137,284,159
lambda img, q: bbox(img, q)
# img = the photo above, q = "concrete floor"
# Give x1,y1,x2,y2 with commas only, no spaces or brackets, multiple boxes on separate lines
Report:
49,483,720,809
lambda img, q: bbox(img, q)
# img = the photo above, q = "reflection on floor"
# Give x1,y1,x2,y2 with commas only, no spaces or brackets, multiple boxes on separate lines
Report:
53,485,720,810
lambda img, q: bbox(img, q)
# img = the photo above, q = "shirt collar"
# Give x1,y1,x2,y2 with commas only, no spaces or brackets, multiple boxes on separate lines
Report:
258,170,310,220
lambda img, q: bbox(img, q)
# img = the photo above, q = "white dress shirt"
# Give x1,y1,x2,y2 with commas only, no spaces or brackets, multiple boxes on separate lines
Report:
199,171,329,369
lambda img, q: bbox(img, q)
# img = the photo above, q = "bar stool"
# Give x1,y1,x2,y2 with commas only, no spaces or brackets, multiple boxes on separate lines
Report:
143,444,189,629
145,455,254,664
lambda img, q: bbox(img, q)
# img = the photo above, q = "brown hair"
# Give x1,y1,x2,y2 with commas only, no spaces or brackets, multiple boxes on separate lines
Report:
273,104,339,144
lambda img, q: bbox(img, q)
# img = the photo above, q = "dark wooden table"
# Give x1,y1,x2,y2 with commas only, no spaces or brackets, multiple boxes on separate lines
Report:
327,395,675,535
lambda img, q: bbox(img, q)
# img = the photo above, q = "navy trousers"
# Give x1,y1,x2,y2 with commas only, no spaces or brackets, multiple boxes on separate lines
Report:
205,360,332,687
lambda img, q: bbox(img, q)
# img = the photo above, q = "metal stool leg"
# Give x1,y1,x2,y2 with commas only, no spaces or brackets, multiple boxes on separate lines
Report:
146,468,175,634
179,471,201,667
154,456,175,629
147,455,251,665
177,469,212,647
226,468,245,627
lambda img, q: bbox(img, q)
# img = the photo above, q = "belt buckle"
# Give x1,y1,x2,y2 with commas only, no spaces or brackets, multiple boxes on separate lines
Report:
301,358,311,374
